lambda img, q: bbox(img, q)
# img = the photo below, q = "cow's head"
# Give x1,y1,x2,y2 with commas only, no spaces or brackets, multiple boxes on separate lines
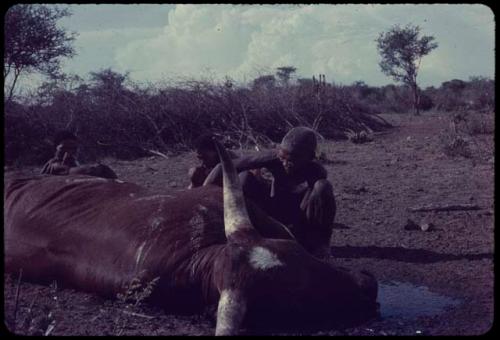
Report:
212,139,378,335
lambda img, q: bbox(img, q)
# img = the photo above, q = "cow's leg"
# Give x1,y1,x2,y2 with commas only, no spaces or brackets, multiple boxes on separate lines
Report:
297,179,336,259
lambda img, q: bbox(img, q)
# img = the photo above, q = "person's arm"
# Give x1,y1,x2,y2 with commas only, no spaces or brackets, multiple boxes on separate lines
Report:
300,162,330,212
203,150,277,186
41,158,70,175
40,159,53,175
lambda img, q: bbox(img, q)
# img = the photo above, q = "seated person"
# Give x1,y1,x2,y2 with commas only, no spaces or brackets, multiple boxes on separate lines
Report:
204,127,336,258
188,133,238,189
41,130,80,175
41,131,117,179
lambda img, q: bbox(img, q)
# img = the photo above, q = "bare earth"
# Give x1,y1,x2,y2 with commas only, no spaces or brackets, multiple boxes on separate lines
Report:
3,112,494,336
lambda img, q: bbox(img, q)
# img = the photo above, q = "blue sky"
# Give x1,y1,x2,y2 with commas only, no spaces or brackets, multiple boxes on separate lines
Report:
24,4,498,88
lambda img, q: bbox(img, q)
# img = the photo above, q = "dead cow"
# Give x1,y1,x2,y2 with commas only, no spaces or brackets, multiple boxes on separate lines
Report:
4,141,378,335
68,163,118,179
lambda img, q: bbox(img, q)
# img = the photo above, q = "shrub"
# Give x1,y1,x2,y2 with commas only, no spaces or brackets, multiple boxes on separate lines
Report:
5,71,393,166
442,134,473,158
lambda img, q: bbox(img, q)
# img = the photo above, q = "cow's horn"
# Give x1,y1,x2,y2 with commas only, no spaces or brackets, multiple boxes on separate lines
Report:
215,289,247,336
212,139,254,241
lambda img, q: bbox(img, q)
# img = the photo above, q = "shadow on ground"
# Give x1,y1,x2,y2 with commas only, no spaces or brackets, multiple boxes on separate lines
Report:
331,245,492,264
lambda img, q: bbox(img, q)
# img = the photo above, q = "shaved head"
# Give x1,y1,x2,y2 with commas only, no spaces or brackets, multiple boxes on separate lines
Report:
280,127,317,158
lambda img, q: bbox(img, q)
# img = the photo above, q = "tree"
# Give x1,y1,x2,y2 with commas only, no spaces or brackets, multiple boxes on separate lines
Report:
252,74,276,90
4,4,76,104
376,24,438,115
276,66,297,86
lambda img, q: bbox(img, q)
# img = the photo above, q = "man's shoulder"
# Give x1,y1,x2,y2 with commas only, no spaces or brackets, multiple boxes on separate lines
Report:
237,149,279,162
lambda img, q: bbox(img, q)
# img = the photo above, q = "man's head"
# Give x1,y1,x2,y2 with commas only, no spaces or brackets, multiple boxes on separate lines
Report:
53,131,79,160
278,127,317,174
193,133,219,168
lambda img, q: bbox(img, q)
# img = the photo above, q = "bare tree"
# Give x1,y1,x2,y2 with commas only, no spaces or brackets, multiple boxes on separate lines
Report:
376,24,438,115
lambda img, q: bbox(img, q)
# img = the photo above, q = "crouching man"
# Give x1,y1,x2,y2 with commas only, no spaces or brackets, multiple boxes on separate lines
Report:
204,127,336,258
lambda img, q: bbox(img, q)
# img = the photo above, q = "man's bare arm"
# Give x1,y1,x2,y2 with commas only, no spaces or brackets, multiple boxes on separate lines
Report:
203,149,277,186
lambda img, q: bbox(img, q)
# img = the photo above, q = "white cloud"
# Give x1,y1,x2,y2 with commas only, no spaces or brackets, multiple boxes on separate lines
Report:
65,4,494,87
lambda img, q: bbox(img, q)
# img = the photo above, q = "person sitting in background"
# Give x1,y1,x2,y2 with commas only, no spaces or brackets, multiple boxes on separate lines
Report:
203,127,336,258
41,130,118,179
188,133,238,189
41,130,80,175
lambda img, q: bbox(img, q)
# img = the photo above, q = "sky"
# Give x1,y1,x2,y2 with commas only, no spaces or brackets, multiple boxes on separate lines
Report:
18,4,497,89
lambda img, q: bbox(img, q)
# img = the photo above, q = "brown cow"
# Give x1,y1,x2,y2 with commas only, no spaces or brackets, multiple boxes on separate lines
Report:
4,141,378,335
68,163,118,179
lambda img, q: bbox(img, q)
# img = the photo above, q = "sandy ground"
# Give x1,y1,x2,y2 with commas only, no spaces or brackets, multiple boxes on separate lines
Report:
3,112,494,336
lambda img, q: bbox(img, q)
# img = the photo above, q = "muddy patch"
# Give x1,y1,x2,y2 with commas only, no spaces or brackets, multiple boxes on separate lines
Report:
378,281,460,319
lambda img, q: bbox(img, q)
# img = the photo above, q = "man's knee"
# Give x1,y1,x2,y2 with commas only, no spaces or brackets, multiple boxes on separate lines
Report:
312,179,334,197
306,179,336,222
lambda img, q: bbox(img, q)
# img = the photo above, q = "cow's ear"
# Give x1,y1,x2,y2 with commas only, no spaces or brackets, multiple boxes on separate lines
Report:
215,288,247,336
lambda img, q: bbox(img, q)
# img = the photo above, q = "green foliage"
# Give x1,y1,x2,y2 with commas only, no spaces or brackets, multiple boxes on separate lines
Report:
425,77,495,112
376,23,438,115
376,24,438,85
276,66,297,86
4,4,76,102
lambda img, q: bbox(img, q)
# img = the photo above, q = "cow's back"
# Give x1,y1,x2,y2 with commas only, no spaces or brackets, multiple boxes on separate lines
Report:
4,174,226,303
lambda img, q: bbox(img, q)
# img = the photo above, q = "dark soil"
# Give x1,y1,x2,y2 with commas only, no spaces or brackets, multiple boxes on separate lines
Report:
3,112,494,336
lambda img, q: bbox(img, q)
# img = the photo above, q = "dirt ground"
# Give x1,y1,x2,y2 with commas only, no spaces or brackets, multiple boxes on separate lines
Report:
3,111,495,336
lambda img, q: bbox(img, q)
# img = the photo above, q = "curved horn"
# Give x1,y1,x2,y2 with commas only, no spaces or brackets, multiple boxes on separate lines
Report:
212,139,255,242
215,289,247,336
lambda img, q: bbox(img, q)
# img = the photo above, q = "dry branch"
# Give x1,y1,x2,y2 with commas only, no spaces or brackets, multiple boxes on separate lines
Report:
121,310,156,319
147,149,170,160
408,204,481,213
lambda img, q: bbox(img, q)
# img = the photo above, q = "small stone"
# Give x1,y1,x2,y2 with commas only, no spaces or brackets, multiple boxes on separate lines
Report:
420,223,434,232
